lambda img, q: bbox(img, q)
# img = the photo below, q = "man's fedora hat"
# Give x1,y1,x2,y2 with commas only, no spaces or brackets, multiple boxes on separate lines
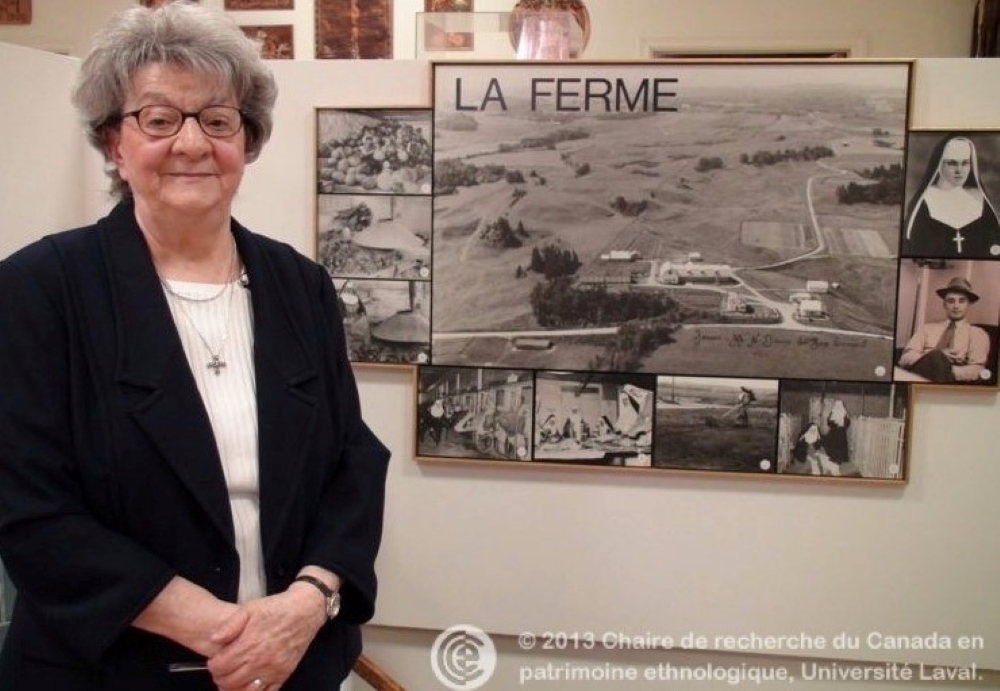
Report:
936,276,980,303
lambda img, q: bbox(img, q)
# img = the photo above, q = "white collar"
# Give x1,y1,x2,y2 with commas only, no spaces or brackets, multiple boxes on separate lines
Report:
923,186,983,229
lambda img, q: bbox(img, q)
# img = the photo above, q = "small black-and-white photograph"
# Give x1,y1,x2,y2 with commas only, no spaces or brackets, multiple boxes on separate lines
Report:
777,380,909,480
316,108,432,195
430,62,909,382
335,278,430,366
894,259,1000,386
901,131,1000,260
533,371,654,467
317,194,431,280
416,366,534,461
653,376,778,473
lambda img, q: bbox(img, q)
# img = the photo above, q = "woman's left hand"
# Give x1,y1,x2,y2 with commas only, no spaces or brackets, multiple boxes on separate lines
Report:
206,587,327,691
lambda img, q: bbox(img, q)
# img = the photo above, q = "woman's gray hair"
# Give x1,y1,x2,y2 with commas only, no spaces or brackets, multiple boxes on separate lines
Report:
72,1,277,199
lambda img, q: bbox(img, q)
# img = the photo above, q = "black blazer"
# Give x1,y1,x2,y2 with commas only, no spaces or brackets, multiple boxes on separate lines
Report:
0,202,390,690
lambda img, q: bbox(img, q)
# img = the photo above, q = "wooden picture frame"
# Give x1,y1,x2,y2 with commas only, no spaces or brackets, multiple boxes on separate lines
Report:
415,364,912,483
316,108,433,367
0,0,31,24
315,0,392,60
412,60,927,484
430,61,912,383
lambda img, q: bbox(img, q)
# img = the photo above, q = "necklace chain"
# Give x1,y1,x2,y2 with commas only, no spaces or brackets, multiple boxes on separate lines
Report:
159,236,241,375
160,237,239,302
166,280,237,376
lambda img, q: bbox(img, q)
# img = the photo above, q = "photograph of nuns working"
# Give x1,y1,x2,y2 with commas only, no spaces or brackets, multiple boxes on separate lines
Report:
0,3,390,690
901,131,1000,259
776,380,909,480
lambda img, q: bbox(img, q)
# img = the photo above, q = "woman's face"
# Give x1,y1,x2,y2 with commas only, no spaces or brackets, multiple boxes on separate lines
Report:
936,139,973,190
105,62,246,221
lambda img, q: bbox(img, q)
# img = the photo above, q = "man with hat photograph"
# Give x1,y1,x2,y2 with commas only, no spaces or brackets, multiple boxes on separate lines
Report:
897,276,991,383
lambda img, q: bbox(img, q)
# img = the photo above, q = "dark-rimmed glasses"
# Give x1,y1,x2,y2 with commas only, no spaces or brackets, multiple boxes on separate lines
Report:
120,105,244,138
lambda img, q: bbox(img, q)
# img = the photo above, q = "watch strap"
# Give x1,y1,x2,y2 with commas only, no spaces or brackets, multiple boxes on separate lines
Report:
293,574,340,619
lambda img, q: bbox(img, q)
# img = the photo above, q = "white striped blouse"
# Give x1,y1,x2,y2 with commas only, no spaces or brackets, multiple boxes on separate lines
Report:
162,278,264,604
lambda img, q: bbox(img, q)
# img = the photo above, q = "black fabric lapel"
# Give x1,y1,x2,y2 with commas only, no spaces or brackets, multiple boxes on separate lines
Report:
101,204,235,544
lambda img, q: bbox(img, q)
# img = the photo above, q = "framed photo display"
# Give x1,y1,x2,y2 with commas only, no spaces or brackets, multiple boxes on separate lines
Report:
240,25,294,59
777,379,909,480
0,0,30,23
316,108,433,367
315,0,392,59
406,59,933,483
414,365,912,483
893,130,1000,387
894,259,1000,386
900,130,1000,261
654,376,779,474
430,61,912,383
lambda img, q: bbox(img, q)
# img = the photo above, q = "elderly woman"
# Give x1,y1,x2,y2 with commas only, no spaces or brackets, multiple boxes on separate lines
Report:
0,4,389,690
903,134,1000,258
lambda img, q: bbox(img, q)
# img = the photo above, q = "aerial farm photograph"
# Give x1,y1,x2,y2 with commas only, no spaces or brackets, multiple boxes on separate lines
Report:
430,62,911,382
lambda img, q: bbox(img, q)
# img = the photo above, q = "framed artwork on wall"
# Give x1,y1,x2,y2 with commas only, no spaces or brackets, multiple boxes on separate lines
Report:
315,0,392,59
430,61,912,383
415,364,912,483
316,108,433,367
777,379,909,480
0,0,31,24
416,366,534,461
240,25,294,59
894,259,1000,387
654,376,779,473
533,370,654,466
409,59,929,484
900,130,1000,261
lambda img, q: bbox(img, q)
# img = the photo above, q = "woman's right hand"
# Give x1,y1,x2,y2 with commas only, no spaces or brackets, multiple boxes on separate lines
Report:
131,576,246,657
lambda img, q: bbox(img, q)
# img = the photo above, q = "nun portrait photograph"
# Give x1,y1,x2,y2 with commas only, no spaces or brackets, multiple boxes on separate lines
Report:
902,133,1000,259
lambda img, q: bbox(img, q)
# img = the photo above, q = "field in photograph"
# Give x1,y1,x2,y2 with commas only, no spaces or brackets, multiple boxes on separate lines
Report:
654,406,778,472
431,68,907,380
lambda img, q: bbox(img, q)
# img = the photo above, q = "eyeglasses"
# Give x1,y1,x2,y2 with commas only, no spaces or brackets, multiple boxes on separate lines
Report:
120,105,244,138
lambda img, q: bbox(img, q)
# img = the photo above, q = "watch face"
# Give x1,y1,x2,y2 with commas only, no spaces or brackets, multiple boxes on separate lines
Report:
327,592,342,619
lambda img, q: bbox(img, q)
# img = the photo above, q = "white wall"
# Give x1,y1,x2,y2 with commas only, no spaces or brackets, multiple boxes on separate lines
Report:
0,0,132,56
0,43,85,259
0,0,978,59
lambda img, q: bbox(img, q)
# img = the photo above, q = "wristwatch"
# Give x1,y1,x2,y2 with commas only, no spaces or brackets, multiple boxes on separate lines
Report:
293,575,341,620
